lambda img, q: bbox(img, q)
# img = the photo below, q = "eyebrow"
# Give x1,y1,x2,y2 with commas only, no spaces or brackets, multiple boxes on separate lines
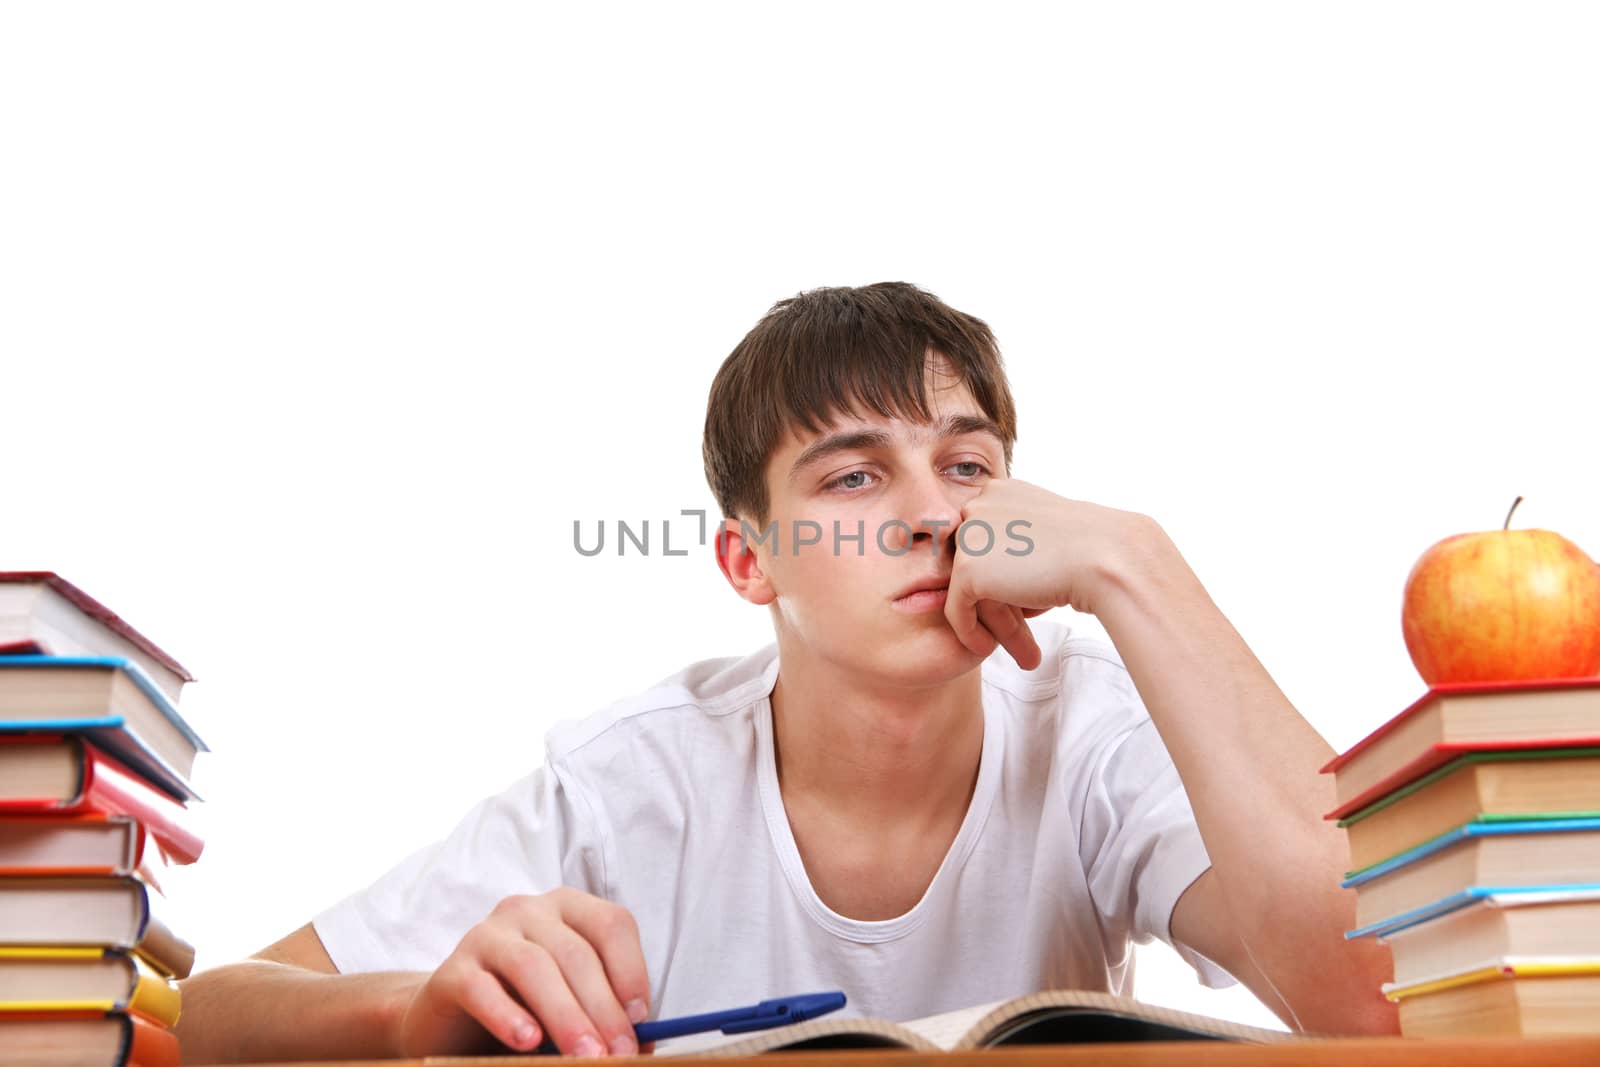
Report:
787,413,1005,483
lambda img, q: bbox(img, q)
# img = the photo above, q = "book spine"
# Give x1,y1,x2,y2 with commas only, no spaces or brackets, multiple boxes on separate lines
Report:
135,908,196,982
0,814,143,877
0,734,86,812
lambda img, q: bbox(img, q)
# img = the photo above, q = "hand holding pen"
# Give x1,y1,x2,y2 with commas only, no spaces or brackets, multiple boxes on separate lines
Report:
395,888,653,1057
535,992,849,1055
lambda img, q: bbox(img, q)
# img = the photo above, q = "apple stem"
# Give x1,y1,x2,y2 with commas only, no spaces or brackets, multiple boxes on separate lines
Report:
1504,496,1524,531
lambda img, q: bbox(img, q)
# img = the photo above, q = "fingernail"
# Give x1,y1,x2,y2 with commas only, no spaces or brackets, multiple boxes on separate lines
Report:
513,1022,537,1047
610,1034,639,1056
625,998,649,1024
574,1034,605,1058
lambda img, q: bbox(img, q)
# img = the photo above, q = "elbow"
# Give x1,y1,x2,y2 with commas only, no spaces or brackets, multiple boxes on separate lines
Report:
1302,912,1402,1036
1290,979,1400,1037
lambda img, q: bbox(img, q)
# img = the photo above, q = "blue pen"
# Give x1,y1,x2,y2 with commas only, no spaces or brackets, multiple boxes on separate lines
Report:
533,991,847,1054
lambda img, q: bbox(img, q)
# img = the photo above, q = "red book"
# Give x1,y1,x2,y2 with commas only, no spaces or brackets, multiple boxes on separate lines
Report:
0,736,202,865
0,1011,178,1067
1321,676,1600,821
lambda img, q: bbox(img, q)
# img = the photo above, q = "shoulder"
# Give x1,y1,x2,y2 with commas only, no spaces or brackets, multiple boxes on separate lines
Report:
541,639,779,767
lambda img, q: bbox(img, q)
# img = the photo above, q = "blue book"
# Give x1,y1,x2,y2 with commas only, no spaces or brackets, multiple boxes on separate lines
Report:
1341,818,1600,939
1348,883,1600,940
0,655,207,801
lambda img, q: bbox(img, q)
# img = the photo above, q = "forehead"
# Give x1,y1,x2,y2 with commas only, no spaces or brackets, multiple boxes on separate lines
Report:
784,371,984,443
768,378,1004,490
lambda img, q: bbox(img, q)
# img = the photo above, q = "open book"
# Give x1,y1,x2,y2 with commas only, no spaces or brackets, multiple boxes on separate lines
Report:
651,990,1293,1056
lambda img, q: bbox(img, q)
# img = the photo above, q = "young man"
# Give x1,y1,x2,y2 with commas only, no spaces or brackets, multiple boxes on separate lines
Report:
178,283,1397,1063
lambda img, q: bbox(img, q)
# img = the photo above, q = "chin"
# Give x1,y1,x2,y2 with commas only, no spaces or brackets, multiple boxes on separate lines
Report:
871,627,985,687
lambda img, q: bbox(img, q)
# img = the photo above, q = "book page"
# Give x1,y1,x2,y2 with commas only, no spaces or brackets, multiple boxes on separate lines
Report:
626,991,1296,1059
899,999,1009,1049
952,990,1297,1049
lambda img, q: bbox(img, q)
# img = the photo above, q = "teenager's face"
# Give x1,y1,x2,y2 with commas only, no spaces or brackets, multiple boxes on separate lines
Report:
745,369,1008,688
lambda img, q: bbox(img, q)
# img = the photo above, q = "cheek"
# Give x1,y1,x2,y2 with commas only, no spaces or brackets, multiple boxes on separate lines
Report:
764,534,886,630
766,505,896,570
770,535,879,598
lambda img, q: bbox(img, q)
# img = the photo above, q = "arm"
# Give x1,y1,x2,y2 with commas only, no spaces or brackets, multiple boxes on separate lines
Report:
176,924,423,1064
1093,514,1398,1035
943,481,1397,1035
177,891,654,1064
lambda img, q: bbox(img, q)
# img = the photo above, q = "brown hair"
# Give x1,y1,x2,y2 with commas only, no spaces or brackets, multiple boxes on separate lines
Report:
702,282,1019,528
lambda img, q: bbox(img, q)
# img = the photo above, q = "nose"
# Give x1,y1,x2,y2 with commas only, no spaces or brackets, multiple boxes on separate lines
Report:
884,467,965,558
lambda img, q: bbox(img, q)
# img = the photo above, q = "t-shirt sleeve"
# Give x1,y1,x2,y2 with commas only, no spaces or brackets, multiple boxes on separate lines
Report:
1079,706,1238,991
312,761,606,974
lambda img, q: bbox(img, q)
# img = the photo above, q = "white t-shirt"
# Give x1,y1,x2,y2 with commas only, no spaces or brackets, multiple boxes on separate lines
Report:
314,618,1235,1043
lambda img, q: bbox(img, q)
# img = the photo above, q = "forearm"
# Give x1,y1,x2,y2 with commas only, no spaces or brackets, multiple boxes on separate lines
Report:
177,960,421,1064
1095,519,1395,1033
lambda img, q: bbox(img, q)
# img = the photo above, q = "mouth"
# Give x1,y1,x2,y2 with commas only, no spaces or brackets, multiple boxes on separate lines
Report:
891,581,950,613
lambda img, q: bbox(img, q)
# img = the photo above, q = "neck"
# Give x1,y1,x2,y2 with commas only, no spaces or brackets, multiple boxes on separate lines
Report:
768,636,985,834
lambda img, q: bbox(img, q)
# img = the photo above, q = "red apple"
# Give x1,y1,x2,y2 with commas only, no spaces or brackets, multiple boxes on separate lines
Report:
1402,498,1600,685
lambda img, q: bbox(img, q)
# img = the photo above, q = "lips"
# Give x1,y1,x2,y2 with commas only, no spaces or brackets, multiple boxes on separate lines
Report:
893,575,952,602
892,583,950,615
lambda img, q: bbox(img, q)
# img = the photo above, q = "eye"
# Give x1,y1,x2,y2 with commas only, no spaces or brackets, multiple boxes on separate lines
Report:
823,469,877,492
823,461,988,494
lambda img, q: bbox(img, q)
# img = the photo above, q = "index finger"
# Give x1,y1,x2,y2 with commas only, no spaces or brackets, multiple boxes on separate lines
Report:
976,600,1041,671
944,576,999,660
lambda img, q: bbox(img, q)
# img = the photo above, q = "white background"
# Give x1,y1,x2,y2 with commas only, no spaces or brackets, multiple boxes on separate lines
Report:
4,1,1598,1035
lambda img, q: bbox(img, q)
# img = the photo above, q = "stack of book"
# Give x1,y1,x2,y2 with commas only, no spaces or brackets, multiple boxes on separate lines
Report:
0,573,207,1067
1322,677,1600,1037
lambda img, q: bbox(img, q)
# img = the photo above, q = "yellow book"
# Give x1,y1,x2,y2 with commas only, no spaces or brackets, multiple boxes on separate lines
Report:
1383,956,1600,1038
1384,955,1600,1000
0,946,179,1027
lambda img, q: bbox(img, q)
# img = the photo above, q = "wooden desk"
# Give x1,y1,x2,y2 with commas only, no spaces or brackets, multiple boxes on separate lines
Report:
234,1036,1600,1067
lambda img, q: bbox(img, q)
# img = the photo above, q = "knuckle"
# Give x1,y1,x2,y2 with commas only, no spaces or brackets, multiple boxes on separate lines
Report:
546,936,594,979
601,903,639,939
491,894,536,920
461,924,500,958
505,940,554,979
